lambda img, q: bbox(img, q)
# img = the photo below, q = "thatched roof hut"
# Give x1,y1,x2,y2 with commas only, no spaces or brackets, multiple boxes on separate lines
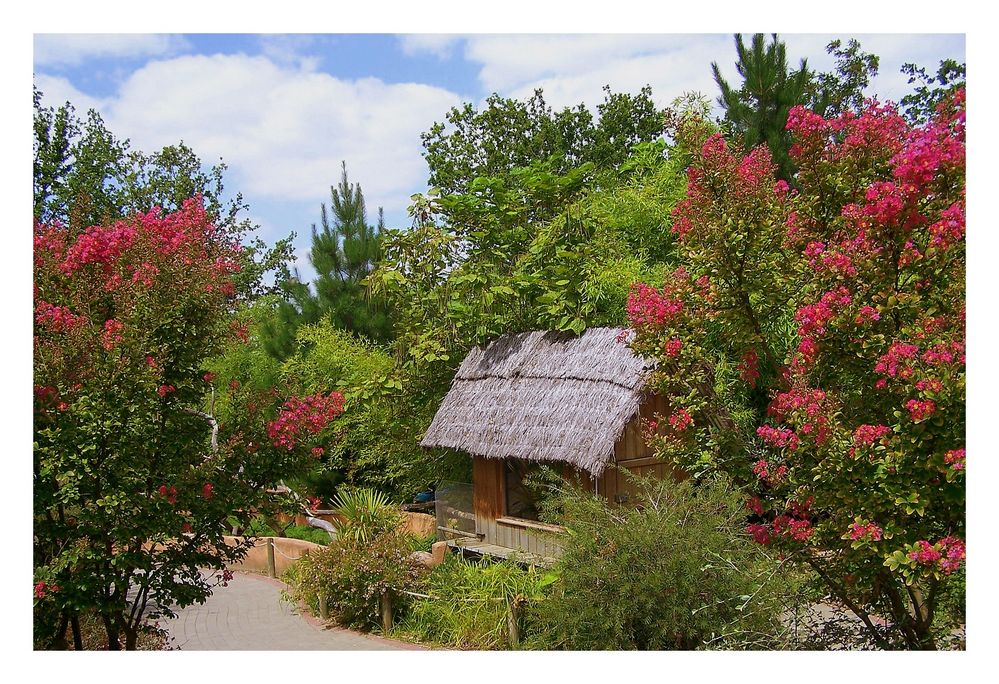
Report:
420,327,652,478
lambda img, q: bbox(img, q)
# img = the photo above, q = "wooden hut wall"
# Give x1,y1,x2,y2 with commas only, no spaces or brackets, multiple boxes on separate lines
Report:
598,394,683,504
472,455,563,558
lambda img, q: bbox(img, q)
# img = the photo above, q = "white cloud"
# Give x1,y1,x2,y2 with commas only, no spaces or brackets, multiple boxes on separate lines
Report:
36,53,461,222
33,34,188,67
33,73,110,116
444,33,965,114
398,34,462,59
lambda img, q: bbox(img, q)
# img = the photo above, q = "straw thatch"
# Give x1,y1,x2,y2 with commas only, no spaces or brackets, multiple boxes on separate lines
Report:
420,327,652,477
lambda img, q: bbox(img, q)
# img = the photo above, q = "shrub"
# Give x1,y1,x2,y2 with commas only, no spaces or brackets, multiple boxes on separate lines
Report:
530,473,788,650
288,530,425,630
395,555,554,649
332,487,402,543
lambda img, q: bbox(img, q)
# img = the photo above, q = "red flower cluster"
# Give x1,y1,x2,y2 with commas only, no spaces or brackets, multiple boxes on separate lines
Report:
874,342,920,379
745,495,765,516
158,485,178,505
668,409,693,432
101,319,125,351
795,287,852,339
768,388,826,422
905,399,936,422
267,392,346,450
625,283,683,331
202,483,214,499
849,521,883,542
854,306,881,326
663,337,683,357
928,202,966,249
757,426,799,450
35,301,88,333
944,448,965,471
746,523,771,545
853,424,891,447
34,580,59,600
157,384,176,398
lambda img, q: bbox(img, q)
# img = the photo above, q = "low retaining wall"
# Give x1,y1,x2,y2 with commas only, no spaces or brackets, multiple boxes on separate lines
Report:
224,536,323,576
275,510,436,537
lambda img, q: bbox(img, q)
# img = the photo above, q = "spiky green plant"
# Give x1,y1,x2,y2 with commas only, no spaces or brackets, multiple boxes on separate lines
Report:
332,487,401,544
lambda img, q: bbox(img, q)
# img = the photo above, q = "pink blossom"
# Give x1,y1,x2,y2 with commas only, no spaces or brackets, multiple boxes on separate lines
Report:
625,283,683,330
668,409,693,432
848,521,883,542
757,425,799,450
905,398,936,422
101,319,125,351
944,448,965,471
853,424,891,447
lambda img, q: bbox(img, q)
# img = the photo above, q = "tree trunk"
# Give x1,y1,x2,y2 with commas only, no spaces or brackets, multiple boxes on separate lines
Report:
124,625,139,651
71,613,83,651
102,613,121,650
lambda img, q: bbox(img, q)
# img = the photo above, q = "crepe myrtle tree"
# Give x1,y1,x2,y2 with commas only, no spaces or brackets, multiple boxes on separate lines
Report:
627,91,965,649
33,198,345,650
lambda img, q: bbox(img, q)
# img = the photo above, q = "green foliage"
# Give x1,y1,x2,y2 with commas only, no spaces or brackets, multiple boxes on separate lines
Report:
288,530,426,630
331,488,402,543
278,320,460,496
900,59,967,124
32,87,294,302
809,39,880,118
531,474,788,650
395,555,554,650
243,517,332,545
713,35,880,180
370,150,685,392
422,86,664,197
713,33,814,180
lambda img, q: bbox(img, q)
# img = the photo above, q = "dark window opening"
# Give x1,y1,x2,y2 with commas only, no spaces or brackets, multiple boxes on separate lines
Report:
504,460,542,521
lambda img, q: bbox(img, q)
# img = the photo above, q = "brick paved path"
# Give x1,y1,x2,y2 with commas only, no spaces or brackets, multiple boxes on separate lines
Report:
163,571,421,650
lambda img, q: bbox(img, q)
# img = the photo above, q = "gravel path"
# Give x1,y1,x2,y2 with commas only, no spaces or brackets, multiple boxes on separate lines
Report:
163,571,422,651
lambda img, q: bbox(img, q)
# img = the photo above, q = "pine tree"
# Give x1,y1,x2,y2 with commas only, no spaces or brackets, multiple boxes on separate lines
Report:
310,161,390,342
712,34,813,181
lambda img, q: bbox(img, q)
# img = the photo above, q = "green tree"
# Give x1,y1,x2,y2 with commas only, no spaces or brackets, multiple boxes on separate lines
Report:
310,162,389,341
421,86,664,197
900,59,966,124
32,87,294,301
712,33,814,180
33,199,339,649
633,91,966,649
713,35,879,180
809,39,880,117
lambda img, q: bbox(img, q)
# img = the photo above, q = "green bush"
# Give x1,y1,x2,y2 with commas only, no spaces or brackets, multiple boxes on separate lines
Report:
288,530,425,631
394,555,555,649
530,473,789,650
331,487,402,543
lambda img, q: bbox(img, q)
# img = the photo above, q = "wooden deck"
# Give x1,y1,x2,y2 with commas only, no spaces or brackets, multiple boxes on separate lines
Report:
445,537,555,567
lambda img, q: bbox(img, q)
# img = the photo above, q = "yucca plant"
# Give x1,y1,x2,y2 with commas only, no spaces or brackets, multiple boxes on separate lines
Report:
332,487,401,544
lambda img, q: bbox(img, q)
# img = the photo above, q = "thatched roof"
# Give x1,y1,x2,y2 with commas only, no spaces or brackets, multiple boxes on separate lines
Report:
420,327,652,477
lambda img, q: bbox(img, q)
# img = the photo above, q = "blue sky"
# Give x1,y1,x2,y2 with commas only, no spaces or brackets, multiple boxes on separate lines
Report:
33,33,965,284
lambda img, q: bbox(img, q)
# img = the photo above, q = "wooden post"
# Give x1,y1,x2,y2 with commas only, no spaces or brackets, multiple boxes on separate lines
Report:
319,594,329,621
506,597,521,648
266,537,276,578
380,590,393,633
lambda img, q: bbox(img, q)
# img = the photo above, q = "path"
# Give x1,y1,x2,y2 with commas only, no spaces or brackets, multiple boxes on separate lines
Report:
163,571,421,650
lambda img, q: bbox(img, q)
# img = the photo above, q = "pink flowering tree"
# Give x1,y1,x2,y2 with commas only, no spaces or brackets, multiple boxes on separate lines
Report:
629,92,965,649
33,199,344,649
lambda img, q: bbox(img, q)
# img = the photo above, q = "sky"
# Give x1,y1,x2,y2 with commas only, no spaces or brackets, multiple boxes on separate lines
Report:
32,32,965,284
